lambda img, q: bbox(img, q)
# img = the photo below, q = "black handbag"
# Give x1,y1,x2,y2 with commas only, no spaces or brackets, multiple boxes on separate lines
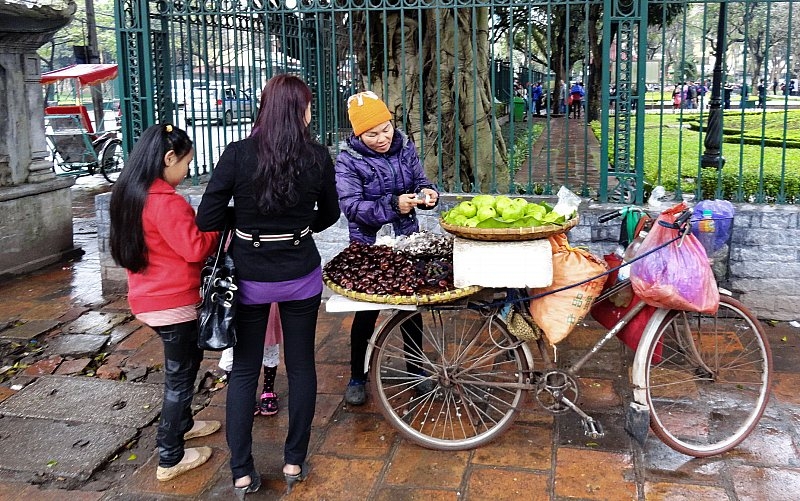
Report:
198,225,238,350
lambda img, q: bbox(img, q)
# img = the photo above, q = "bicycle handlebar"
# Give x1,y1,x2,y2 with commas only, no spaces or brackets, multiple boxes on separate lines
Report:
657,208,693,231
597,206,649,224
598,210,623,223
599,206,692,232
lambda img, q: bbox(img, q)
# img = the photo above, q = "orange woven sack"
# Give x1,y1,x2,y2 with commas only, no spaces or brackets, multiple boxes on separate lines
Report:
529,233,609,344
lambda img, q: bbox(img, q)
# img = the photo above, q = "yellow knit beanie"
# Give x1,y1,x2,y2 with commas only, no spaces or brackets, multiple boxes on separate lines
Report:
347,91,392,136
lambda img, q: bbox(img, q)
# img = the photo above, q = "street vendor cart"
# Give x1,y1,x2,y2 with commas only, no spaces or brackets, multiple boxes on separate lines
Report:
323,196,771,458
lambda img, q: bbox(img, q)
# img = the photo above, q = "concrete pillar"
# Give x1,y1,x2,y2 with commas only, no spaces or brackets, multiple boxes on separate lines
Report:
0,52,55,184
0,0,78,277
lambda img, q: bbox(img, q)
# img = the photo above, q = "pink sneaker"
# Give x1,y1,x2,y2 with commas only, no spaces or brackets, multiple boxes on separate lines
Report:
254,392,279,416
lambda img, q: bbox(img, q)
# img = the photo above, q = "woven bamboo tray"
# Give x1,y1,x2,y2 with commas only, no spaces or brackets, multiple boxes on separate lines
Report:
439,215,579,241
324,275,482,305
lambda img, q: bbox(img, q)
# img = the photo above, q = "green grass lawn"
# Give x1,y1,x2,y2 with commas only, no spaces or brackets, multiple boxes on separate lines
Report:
599,110,800,202
638,91,800,107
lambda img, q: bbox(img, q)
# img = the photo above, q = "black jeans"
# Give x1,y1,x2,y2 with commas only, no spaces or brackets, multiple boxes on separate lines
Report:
350,310,424,380
154,320,204,468
227,294,321,480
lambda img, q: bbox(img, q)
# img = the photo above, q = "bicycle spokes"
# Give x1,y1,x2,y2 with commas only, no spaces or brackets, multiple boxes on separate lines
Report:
372,308,527,450
645,296,772,457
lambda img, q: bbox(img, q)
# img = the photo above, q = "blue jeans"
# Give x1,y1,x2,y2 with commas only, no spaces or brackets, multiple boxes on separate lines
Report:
154,320,204,467
226,294,321,480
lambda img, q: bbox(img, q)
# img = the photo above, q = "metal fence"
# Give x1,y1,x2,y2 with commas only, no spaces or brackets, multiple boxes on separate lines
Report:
114,0,800,204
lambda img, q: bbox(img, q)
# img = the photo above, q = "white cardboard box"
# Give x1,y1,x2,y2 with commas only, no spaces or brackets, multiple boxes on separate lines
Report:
453,237,553,288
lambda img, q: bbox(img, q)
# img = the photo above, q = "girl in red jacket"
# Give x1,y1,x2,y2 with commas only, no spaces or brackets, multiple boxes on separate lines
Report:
109,124,220,482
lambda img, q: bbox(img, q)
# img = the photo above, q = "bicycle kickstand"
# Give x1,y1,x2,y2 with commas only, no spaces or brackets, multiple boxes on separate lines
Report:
556,396,605,439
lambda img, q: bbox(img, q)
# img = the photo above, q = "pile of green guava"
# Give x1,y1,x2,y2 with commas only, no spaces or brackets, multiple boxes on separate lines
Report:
441,195,575,229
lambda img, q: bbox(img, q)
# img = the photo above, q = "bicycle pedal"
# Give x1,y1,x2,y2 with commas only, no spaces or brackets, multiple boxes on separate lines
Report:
582,419,604,439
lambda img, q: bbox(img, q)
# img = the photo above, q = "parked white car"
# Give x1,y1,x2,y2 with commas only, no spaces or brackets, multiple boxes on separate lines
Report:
184,86,255,126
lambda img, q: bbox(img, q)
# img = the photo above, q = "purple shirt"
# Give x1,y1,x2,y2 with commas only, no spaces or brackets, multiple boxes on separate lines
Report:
238,266,322,304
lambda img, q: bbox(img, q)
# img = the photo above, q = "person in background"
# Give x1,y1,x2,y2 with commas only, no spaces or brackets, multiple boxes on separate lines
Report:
196,74,340,498
684,81,697,109
109,124,220,482
740,81,750,109
758,79,767,109
335,91,439,406
531,81,544,116
569,81,585,118
218,304,283,416
672,84,682,113
558,79,568,114
723,83,733,110
697,80,708,109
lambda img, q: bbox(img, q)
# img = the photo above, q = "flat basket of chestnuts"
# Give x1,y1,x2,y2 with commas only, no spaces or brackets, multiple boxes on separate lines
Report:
322,233,482,305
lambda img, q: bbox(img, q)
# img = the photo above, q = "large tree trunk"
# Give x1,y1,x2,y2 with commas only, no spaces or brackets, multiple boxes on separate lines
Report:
550,9,569,114
587,4,604,123
352,9,509,193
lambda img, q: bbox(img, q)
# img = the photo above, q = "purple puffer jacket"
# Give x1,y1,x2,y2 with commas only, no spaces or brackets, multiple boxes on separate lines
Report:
335,129,438,244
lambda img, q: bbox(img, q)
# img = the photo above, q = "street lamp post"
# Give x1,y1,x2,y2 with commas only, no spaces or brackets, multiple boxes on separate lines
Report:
701,2,728,169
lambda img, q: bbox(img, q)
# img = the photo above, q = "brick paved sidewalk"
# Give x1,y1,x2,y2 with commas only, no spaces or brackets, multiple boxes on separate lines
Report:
1,181,799,500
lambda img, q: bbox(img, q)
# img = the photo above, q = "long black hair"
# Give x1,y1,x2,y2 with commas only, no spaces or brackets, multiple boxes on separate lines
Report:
109,124,193,273
251,74,315,214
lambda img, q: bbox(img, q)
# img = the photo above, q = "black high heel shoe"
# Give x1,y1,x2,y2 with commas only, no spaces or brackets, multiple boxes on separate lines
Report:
283,462,309,494
233,470,261,500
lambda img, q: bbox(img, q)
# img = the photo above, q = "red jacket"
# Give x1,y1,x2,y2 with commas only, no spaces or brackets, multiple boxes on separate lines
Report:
126,179,219,314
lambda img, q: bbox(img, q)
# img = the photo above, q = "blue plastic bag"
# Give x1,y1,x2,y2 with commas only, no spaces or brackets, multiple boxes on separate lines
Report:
691,199,734,252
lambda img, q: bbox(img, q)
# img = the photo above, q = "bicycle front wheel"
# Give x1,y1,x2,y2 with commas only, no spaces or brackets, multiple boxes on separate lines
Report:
644,295,772,457
100,138,124,183
371,308,528,451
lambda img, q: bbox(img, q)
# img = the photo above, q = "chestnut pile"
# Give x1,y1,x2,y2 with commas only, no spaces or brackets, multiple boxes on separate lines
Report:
324,240,455,296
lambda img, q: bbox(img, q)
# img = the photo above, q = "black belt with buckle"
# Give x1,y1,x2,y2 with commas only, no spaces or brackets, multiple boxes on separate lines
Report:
235,227,311,247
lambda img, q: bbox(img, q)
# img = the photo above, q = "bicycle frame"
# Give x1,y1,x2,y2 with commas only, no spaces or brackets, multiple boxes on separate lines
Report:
361,204,770,455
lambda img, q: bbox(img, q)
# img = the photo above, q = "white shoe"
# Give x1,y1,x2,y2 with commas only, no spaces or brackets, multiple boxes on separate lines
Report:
156,446,212,481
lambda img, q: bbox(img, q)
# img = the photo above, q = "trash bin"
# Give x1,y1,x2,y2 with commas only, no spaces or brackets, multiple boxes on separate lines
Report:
512,97,526,122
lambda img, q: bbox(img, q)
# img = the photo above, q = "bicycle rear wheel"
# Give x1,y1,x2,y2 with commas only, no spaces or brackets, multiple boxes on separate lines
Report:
100,138,124,183
370,308,528,451
644,295,772,456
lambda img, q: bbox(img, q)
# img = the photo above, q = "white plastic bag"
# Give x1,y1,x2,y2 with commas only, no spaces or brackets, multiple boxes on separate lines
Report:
552,186,581,218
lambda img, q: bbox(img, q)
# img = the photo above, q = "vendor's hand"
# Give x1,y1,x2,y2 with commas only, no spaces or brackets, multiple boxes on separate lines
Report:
397,193,420,214
418,188,438,207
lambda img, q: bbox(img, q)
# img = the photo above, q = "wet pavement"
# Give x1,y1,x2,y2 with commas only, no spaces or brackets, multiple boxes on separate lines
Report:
1,177,800,500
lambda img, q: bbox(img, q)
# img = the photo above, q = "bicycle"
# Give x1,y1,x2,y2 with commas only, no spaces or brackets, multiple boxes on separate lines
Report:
41,64,125,184
363,206,772,457
45,112,124,183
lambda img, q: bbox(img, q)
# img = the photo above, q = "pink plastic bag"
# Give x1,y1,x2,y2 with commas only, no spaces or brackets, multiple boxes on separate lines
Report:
266,303,283,345
630,203,719,314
